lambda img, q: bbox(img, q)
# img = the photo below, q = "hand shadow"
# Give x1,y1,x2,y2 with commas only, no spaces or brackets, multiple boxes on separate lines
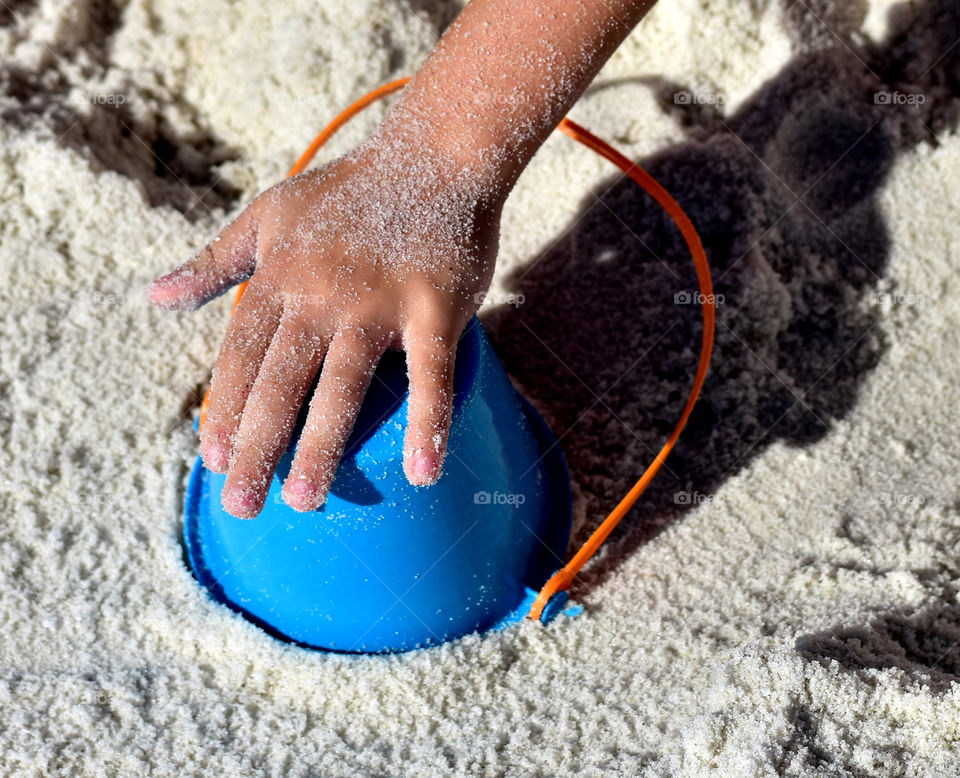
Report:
482,0,960,598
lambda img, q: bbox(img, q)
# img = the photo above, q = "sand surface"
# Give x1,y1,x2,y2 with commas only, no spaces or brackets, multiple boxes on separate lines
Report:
2,0,960,775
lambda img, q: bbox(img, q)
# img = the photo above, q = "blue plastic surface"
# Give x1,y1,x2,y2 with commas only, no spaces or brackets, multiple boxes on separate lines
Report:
540,591,570,624
183,317,573,653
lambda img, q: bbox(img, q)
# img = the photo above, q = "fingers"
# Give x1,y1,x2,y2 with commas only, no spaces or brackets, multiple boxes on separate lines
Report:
402,322,460,487
220,313,329,518
282,327,388,512
148,207,259,311
200,284,283,474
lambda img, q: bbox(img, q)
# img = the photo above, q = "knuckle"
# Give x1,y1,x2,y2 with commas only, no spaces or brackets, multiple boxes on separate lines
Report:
408,392,451,424
321,352,374,389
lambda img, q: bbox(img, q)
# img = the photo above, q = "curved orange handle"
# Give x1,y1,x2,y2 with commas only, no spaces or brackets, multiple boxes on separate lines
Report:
529,118,714,620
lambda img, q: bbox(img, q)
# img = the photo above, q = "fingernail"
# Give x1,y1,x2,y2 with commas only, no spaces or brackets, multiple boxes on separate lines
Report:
147,269,181,294
223,485,260,517
204,442,230,472
147,265,196,308
413,455,437,479
284,478,317,510
145,278,169,305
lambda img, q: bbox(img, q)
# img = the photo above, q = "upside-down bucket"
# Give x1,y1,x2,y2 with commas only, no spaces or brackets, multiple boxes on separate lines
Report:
184,317,573,653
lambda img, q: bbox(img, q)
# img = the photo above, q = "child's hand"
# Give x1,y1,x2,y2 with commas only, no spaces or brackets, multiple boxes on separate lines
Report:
148,133,501,518
148,0,657,519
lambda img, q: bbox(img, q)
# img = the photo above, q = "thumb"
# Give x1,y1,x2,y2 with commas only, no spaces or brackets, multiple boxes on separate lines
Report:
147,206,258,311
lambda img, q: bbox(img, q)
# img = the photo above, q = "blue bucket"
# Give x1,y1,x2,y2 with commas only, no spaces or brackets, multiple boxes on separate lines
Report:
183,317,572,653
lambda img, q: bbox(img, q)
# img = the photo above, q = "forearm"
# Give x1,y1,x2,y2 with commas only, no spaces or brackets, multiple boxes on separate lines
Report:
375,0,657,195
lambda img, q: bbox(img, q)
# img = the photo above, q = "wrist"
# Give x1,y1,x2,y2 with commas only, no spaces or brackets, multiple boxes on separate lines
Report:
371,81,533,203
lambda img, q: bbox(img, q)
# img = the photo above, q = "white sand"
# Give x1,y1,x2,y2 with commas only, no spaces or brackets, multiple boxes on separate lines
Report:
2,0,960,774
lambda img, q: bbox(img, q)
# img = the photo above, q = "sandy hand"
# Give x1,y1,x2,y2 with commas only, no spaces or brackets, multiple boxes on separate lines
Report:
147,132,501,518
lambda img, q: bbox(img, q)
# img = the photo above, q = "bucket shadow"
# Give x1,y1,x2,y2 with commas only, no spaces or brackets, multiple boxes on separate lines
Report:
483,0,960,595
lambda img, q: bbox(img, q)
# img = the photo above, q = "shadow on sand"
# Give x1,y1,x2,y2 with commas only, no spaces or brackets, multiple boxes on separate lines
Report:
482,0,959,603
